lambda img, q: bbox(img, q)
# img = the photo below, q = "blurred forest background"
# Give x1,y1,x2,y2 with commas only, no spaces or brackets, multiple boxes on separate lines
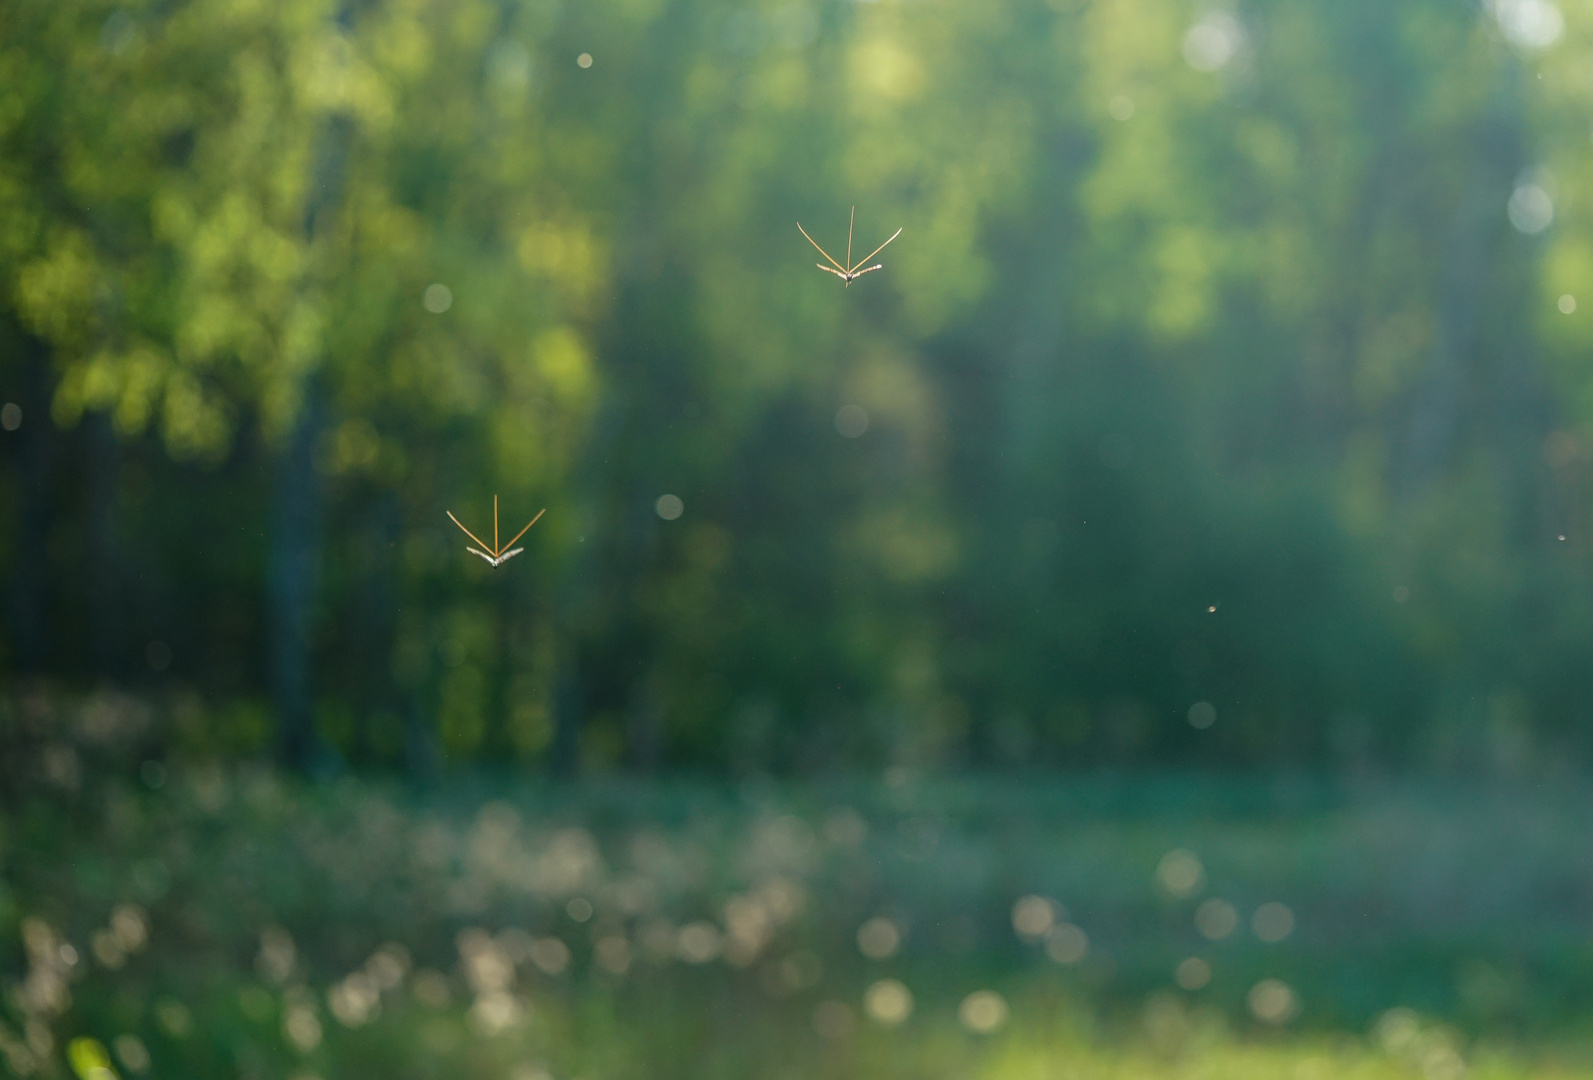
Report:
7,0,1593,1076
6,0,1593,778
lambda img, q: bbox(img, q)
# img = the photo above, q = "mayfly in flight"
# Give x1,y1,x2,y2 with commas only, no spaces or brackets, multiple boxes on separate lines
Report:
797,207,902,287
446,496,545,568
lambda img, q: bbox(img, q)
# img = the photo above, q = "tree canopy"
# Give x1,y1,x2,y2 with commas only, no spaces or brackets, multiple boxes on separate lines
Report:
3,0,1592,774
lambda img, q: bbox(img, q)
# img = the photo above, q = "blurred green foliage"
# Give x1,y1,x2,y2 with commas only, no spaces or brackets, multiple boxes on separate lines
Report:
5,695,1593,1079
4,0,1593,772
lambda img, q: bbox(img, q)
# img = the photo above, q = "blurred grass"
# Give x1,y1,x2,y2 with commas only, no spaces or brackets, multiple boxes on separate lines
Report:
5,691,1593,1079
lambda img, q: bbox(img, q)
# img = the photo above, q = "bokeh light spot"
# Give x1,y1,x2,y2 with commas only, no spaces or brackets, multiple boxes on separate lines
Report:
530,937,570,975
1492,0,1564,48
1,403,20,430
423,283,453,313
864,978,913,1024
1187,701,1216,729
1195,898,1238,940
656,494,684,520
1559,294,1576,313
469,990,522,1034
1045,922,1089,963
835,403,869,437
284,1003,321,1050
113,1034,150,1075
1012,895,1058,941
1183,12,1243,71
677,921,722,963
577,52,593,68
958,990,1009,1033
1508,183,1554,234
1248,978,1299,1024
1252,901,1295,942
1156,849,1205,898
1375,1007,1421,1052
1176,956,1212,990
857,916,901,959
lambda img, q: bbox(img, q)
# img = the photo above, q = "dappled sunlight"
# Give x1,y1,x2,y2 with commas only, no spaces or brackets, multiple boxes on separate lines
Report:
3,699,1592,1076
8,0,1593,1075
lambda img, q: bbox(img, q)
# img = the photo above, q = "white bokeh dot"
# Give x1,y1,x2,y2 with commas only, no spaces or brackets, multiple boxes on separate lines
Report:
1508,183,1554,234
423,283,453,313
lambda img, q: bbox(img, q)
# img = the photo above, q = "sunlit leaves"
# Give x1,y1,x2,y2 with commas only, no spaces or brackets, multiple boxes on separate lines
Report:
15,227,100,347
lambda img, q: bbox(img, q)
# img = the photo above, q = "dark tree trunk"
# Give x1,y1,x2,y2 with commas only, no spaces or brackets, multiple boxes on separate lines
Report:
7,324,53,674
85,410,127,680
626,665,665,771
267,78,352,771
269,378,331,771
551,657,584,776
402,694,440,781
348,493,393,763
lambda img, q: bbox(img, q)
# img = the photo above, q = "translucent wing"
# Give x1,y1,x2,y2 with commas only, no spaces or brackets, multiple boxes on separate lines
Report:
496,547,524,564
816,263,848,278
466,547,497,564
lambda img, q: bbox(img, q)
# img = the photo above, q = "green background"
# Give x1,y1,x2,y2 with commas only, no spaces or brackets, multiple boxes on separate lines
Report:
4,0,1593,1075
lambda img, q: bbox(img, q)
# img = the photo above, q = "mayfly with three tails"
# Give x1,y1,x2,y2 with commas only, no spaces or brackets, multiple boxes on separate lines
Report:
798,207,902,287
446,496,545,568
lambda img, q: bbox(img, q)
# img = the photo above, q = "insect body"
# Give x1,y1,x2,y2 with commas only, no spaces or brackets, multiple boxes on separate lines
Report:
467,546,524,568
446,496,545,569
798,207,902,287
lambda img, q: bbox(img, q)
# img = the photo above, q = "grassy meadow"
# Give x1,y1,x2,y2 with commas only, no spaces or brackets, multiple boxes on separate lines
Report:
8,693,1593,1080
